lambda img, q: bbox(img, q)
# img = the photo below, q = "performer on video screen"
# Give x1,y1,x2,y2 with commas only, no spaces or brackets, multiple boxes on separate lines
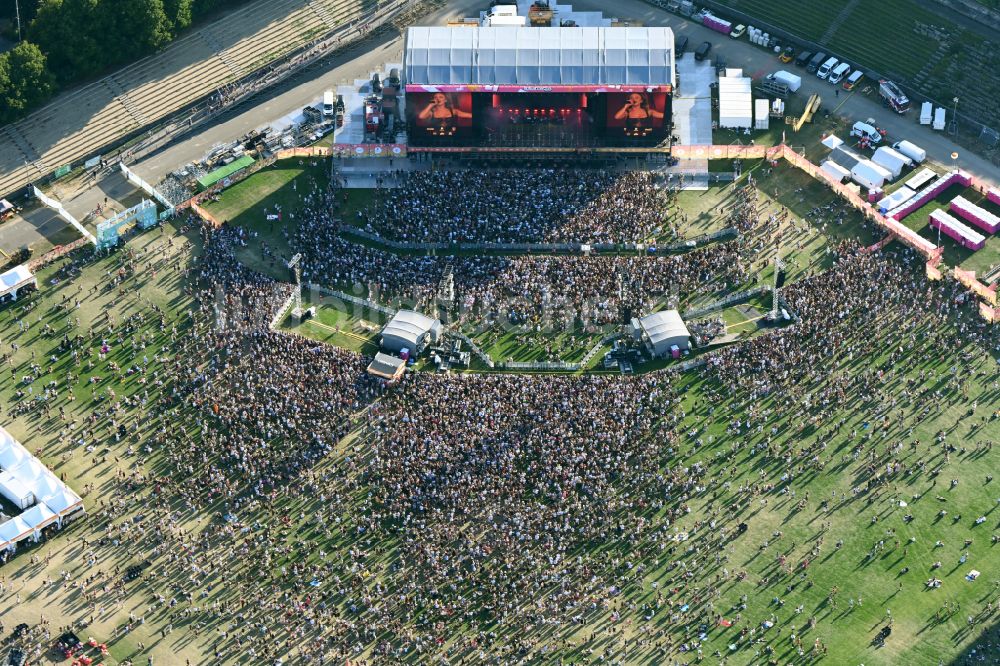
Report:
614,92,664,126
418,92,472,125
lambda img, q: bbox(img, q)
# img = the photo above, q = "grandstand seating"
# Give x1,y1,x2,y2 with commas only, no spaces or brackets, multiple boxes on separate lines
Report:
0,0,374,198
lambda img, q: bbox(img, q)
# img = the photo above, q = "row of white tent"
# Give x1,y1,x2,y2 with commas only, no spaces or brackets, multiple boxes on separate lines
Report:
0,426,84,551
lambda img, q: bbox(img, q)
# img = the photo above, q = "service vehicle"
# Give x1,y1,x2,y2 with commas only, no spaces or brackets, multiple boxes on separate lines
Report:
878,79,910,113
842,70,864,90
828,62,851,85
816,57,839,80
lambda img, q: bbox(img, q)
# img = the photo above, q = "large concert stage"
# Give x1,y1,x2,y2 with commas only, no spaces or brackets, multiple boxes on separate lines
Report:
403,26,675,150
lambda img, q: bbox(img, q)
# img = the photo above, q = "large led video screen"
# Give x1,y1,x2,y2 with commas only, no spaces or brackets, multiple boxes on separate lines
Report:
409,92,474,138
606,92,669,137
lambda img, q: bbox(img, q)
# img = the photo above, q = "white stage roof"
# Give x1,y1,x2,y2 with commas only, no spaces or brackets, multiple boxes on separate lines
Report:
718,72,752,129
404,26,674,87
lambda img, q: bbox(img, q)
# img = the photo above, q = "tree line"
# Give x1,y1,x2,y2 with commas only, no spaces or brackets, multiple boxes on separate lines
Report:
0,0,255,124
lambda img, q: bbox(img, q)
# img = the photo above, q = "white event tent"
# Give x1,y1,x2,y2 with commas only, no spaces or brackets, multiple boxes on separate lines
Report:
0,426,85,553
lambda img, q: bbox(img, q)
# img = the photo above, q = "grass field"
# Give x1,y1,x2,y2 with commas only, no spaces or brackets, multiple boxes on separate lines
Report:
895,182,1000,275
0,152,996,665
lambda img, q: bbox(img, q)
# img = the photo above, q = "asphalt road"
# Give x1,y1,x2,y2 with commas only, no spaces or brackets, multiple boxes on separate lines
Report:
133,0,1000,187
2,0,997,255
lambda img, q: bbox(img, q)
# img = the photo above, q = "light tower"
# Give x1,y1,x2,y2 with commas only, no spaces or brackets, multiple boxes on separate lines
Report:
287,253,303,320
770,242,782,320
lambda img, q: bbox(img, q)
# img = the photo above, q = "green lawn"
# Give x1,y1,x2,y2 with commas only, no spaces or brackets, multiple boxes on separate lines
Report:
0,159,997,666
280,291,386,353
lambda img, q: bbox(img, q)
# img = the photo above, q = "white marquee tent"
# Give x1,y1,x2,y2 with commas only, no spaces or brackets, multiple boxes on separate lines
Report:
0,470,34,510
20,503,58,534
0,516,32,548
718,69,753,129
0,426,85,552
405,26,675,86
632,310,691,357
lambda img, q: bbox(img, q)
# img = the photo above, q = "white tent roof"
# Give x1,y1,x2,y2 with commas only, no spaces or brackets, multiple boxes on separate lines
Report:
0,471,34,508
0,515,33,545
0,439,30,470
0,264,33,290
405,26,674,86
718,72,753,129
20,503,58,530
821,135,844,150
820,160,851,182
382,310,440,350
638,310,690,348
42,487,84,516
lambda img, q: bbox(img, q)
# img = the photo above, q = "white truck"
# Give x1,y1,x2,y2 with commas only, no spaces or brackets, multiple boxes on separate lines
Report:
892,140,926,164
768,70,801,93
323,91,335,117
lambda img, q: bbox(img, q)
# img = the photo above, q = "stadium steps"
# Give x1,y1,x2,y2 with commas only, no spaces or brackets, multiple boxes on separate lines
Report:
199,28,247,80
324,0,374,28
818,0,861,46
0,0,379,198
308,0,340,29
104,75,149,127
2,126,46,175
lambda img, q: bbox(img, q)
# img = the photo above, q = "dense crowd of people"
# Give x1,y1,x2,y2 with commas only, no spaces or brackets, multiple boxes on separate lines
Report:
352,169,673,244
1,166,999,666
277,186,753,326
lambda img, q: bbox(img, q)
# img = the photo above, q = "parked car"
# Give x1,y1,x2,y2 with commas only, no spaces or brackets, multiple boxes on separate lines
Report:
795,50,813,67
675,35,689,56
843,70,864,90
806,51,826,73
694,41,712,61
730,24,746,38
828,62,851,84
779,46,795,63
816,57,839,80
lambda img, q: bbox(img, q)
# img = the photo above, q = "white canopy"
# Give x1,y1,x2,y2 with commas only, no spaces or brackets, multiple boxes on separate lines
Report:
405,26,675,86
20,503,58,531
821,135,844,150
0,439,30,470
0,471,34,510
0,265,33,291
637,310,690,356
381,310,442,353
718,72,753,129
820,160,851,183
0,515,33,546
42,487,84,516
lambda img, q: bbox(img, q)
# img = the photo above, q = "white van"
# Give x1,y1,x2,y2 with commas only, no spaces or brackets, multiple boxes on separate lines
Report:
850,120,882,145
828,62,851,85
842,70,864,90
323,90,335,117
816,57,838,80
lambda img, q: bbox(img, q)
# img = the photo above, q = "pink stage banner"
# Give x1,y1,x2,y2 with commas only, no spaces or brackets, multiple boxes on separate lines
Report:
405,84,672,94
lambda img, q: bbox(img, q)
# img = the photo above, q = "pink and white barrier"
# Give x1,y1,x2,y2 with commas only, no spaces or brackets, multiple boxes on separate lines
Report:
950,195,1000,234
930,209,985,250
889,170,973,221
988,187,1000,208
